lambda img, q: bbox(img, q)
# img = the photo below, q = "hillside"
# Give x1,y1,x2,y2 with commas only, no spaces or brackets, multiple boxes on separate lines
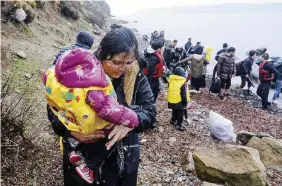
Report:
1,1,117,185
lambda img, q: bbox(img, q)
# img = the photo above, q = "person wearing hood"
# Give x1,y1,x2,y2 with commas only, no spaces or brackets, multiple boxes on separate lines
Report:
163,40,178,68
167,67,187,131
170,45,187,72
238,50,256,97
144,39,165,102
176,52,209,91
217,47,236,99
257,53,280,109
184,38,192,53
53,31,94,65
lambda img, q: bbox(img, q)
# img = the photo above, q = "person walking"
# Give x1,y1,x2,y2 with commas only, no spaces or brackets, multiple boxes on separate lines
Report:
257,53,280,109
217,47,236,99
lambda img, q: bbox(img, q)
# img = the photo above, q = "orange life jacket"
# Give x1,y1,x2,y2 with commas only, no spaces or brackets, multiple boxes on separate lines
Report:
144,51,164,78
259,61,274,81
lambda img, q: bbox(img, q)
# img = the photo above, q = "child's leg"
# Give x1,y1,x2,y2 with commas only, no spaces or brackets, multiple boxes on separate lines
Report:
176,109,184,127
68,137,83,165
68,138,94,184
176,109,185,131
170,109,177,124
184,109,188,119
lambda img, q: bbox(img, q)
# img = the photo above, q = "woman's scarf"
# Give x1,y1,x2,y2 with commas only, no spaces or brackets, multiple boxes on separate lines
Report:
117,60,140,176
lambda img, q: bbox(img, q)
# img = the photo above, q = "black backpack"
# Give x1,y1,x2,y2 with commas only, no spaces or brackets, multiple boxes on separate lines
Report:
209,78,221,94
235,60,245,76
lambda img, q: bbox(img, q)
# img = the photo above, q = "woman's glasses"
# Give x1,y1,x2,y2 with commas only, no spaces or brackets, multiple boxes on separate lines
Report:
107,59,135,70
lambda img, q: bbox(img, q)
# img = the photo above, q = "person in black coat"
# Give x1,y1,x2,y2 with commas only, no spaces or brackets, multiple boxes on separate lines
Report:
188,41,203,55
53,31,94,65
257,53,280,109
170,45,187,71
47,27,156,186
212,43,228,78
144,40,164,102
163,40,178,68
184,38,192,53
238,50,256,97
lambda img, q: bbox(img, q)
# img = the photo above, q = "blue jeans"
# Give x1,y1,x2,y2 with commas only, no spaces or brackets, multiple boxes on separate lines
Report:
273,80,282,100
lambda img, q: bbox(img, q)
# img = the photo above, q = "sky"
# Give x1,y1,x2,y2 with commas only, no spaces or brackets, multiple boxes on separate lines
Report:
106,0,282,16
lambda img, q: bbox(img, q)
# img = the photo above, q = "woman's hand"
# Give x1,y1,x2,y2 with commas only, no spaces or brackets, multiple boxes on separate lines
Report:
105,125,134,150
71,130,105,142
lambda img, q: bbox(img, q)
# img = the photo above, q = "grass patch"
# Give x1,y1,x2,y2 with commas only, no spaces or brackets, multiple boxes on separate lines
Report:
3,58,40,94
22,24,32,35
55,39,67,46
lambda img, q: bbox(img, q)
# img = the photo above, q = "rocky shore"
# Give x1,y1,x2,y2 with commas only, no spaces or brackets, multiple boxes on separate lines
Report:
127,24,282,186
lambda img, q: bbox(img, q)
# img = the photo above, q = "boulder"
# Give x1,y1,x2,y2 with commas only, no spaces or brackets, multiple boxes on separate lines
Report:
202,182,224,186
237,131,274,145
14,8,27,22
193,145,268,186
16,51,26,59
60,1,80,20
247,137,282,171
181,151,195,173
24,8,36,24
236,130,256,145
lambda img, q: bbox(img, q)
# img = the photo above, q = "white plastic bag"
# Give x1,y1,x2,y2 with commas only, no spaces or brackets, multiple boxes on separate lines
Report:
208,111,235,141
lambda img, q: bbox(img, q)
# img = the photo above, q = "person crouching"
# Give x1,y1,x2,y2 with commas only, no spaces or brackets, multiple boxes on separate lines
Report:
168,67,187,131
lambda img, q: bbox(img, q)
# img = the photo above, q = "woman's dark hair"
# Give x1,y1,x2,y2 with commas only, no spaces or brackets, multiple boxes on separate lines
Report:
151,39,163,50
98,27,139,61
227,47,236,53
223,43,228,48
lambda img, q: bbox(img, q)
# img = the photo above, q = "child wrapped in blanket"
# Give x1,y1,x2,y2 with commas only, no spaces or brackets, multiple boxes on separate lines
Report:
43,48,139,184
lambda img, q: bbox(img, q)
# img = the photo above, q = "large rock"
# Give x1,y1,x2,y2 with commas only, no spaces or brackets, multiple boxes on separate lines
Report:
181,151,195,173
247,137,282,171
193,145,268,186
202,182,223,186
16,51,27,59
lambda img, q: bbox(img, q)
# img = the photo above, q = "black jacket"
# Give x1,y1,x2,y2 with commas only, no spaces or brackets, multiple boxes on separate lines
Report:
47,70,156,182
191,45,204,55
170,50,187,66
240,57,254,75
184,42,192,52
144,52,160,81
163,44,174,67
215,48,227,61
260,62,280,83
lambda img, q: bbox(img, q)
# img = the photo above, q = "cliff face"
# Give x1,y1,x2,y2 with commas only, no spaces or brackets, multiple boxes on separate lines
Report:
1,1,113,186
1,0,111,27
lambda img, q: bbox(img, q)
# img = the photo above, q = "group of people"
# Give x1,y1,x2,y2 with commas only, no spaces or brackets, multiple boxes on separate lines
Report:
213,43,281,109
142,36,210,131
44,27,281,186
